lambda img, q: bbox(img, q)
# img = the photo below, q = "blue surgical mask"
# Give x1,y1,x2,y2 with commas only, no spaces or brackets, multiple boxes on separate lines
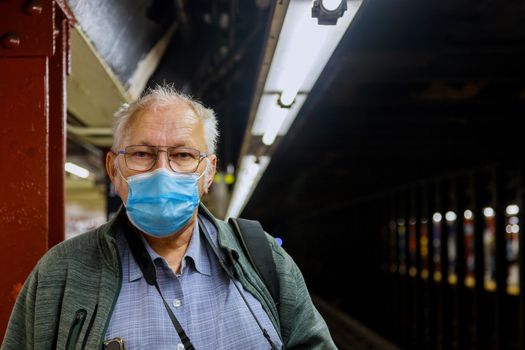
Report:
120,168,204,237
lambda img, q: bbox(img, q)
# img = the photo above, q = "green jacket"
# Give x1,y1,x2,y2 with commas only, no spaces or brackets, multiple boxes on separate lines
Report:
1,205,336,350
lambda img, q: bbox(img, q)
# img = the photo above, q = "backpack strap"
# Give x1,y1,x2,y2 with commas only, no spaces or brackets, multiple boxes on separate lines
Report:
228,218,280,306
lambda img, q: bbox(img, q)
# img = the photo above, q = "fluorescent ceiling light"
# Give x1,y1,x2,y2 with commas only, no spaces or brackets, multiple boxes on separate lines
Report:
252,94,307,136
251,0,363,144
228,0,363,217
226,155,270,219
276,19,330,106
262,103,289,145
264,0,361,94
65,162,90,178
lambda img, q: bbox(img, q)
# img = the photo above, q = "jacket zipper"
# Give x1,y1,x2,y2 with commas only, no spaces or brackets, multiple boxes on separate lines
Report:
66,309,87,350
81,303,98,350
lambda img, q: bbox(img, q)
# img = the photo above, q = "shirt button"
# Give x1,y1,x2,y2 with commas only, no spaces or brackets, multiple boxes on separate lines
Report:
173,298,182,308
177,343,185,350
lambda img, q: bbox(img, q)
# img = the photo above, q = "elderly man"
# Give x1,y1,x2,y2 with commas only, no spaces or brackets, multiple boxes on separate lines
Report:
2,86,336,350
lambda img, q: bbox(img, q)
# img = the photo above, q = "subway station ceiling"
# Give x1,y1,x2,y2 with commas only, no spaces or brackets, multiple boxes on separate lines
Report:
65,0,525,235
244,0,525,226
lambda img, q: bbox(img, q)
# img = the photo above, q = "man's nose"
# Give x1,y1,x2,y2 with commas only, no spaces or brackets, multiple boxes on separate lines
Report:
153,150,171,170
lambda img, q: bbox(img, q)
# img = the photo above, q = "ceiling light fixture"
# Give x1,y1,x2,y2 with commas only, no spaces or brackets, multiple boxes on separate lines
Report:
251,0,363,147
226,155,270,219
262,96,291,146
312,0,348,25
65,162,90,179
227,0,363,218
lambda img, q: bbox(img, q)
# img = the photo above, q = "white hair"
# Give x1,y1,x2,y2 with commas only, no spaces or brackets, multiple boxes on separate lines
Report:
112,84,219,155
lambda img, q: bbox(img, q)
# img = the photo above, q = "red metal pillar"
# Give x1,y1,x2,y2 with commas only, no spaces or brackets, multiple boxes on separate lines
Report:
48,3,72,249
0,0,73,339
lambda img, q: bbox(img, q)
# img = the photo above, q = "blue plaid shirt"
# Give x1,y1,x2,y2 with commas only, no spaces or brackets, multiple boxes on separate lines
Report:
105,215,282,349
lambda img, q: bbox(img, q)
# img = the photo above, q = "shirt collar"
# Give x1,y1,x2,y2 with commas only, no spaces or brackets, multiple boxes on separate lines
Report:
183,216,212,276
127,216,212,282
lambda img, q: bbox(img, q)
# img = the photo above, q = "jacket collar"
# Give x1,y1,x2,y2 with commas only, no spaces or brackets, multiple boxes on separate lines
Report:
96,203,243,270
197,203,243,255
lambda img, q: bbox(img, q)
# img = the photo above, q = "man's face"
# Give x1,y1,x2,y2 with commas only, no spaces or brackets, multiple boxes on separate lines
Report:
106,102,217,205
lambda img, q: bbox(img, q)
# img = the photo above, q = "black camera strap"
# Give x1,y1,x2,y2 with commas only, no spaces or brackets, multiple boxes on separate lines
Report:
198,217,280,350
123,224,195,350
123,216,280,350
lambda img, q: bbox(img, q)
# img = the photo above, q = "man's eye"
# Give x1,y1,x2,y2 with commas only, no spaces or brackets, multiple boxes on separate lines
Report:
172,151,197,161
132,151,153,158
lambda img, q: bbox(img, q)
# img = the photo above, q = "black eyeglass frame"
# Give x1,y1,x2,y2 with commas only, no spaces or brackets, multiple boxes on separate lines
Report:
116,145,209,174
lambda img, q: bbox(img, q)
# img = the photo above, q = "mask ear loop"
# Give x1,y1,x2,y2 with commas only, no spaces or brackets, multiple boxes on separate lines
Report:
112,150,129,185
117,165,129,184
197,158,210,180
115,164,134,202
198,158,214,193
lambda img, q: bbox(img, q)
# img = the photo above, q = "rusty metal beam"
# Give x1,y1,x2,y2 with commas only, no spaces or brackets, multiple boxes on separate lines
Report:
0,56,50,342
0,0,73,339
48,10,69,249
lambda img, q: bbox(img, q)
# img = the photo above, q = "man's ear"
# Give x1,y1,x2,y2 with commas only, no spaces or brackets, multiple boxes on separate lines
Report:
206,155,217,191
106,151,117,183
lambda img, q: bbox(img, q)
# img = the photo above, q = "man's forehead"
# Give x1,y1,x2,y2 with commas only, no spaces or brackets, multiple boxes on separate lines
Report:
135,102,198,123
122,102,206,148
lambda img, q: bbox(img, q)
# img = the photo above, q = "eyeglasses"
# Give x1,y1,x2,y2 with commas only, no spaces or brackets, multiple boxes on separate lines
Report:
117,145,209,173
